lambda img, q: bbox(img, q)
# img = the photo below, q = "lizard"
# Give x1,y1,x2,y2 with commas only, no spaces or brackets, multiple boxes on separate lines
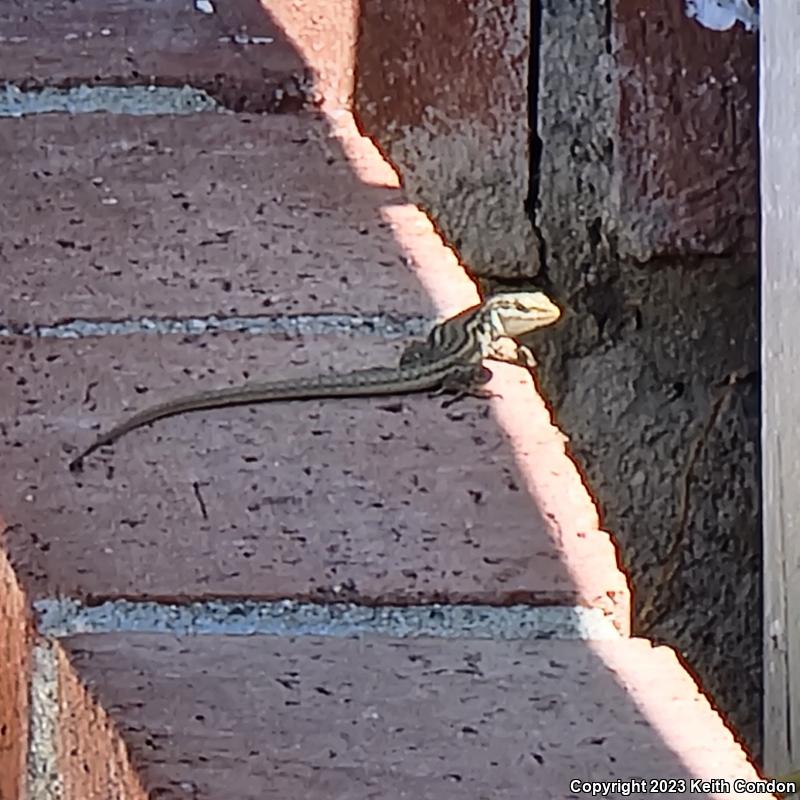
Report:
68,291,561,471
399,295,544,370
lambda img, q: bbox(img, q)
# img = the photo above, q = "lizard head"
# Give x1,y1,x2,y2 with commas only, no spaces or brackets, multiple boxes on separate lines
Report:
489,291,561,337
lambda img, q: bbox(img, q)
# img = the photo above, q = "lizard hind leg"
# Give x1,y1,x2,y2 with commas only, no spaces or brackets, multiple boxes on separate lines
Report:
425,363,491,396
436,364,499,407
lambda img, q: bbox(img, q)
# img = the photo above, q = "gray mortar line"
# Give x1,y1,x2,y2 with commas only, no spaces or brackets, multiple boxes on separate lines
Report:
33,598,620,641
0,312,430,340
26,641,63,800
0,83,224,117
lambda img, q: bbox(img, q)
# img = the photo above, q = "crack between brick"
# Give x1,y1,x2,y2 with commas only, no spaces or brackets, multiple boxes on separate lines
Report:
526,0,548,281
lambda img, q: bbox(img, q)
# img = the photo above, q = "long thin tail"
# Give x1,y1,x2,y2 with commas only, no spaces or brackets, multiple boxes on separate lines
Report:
67,366,441,471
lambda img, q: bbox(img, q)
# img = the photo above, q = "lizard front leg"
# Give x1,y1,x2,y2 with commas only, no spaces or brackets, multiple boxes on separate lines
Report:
484,336,538,369
438,363,493,392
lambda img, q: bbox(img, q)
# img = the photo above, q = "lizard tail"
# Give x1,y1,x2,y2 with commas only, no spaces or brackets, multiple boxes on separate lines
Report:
67,367,440,471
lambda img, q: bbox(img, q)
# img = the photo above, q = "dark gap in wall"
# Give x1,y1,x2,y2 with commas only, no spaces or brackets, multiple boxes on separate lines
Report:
525,1,543,219
525,0,549,278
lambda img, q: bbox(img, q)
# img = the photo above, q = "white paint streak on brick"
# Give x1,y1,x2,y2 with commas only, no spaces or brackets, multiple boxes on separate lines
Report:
684,0,759,32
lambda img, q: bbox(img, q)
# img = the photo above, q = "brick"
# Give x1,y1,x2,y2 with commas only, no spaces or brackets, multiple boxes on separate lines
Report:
54,633,768,799
356,0,526,131
0,550,32,800
259,0,358,110
55,640,147,800
0,0,311,111
612,3,758,259
0,112,436,325
0,331,621,617
354,0,536,277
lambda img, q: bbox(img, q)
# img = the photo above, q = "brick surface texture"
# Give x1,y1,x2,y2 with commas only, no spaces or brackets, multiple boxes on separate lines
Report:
0,0,768,796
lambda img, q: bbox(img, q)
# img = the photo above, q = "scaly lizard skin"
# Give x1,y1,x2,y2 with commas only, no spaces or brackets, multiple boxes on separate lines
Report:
400,292,548,369
68,292,560,471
